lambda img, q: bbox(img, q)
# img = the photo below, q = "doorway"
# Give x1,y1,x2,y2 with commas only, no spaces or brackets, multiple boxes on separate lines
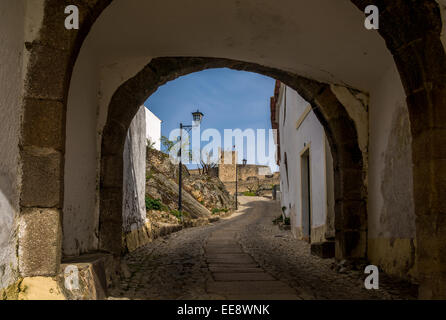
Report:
301,146,311,242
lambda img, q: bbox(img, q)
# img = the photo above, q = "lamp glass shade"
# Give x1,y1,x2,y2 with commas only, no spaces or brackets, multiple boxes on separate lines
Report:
192,110,204,124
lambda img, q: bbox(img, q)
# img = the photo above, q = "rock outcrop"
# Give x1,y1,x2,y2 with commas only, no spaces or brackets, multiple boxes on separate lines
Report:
183,175,234,212
121,148,235,254
146,147,234,217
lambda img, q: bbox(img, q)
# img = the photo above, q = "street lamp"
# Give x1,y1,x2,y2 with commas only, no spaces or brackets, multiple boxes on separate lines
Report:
178,110,204,214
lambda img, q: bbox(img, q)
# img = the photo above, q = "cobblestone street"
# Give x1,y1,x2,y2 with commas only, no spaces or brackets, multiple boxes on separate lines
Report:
109,197,417,300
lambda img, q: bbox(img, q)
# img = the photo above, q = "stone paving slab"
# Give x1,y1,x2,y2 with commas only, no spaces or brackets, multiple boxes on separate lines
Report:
109,197,415,300
205,246,243,254
207,253,256,264
207,280,298,296
213,272,276,281
206,240,239,245
209,265,263,273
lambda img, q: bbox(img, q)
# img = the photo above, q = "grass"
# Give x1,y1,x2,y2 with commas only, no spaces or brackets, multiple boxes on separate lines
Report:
170,209,183,220
243,191,257,196
211,208,229,215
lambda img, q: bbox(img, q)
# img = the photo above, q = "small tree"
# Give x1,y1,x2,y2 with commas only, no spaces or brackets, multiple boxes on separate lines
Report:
246,176,260,195
160,136,174,152
199,151,218,176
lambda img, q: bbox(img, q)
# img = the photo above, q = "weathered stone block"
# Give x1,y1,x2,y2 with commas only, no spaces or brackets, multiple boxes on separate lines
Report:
334,200,367,230
101,155,123,188
21,147,61,208
412,129,446,164
59,253,115,300
22,98,64,150
412,159,446,216
311,241,335,259
19,208,62,277
24,44,70,101
123,224,151,253
334,168,365,201
315,87,344,121
101,122,127,155
335,230,367,260
38,1,111,52
18,277,65,300
99,188,122,255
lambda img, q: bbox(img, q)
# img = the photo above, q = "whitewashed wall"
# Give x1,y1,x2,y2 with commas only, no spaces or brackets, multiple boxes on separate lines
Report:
367,63,417,279
145,107,161,151
122,106,147,234
0,0,25,290
277,84,334,242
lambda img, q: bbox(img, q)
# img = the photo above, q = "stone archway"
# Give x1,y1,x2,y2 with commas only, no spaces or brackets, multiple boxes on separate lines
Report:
351,0,446,300
19,0,445,298
99,57,367,262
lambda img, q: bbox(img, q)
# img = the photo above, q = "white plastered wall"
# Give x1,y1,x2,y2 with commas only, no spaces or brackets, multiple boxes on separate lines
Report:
145,108,162,151
0,0,26,289
63,30,151,256
367,63,417,279
278,84,334,242
122,106,147,234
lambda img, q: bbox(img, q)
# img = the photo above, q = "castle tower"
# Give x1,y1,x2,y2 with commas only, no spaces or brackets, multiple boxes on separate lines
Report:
218,149,238,183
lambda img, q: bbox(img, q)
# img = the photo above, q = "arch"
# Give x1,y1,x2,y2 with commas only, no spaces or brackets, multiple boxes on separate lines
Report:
18,0,446,298
99,57,367,260
351,0,446,300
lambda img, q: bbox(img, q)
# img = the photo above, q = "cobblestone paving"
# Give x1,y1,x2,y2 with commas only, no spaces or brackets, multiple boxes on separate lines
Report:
109,197,417,300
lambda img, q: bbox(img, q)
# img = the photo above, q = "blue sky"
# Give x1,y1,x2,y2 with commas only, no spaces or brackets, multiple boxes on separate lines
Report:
144,68,278,171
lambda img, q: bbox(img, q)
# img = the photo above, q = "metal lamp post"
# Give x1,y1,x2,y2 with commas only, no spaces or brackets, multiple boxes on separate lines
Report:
235,159,238,211
237,159,247,210
178,110,204,213
235,157,247,211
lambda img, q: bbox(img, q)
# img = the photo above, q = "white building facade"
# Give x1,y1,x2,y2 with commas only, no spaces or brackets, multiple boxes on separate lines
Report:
145,107,162,151
122,106,162,237
272,82,335,245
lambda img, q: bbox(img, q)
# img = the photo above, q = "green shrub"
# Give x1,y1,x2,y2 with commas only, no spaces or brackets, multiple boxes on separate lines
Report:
212,208,229,215
170,209,183,220
145,196,166,211
243,191,257,196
